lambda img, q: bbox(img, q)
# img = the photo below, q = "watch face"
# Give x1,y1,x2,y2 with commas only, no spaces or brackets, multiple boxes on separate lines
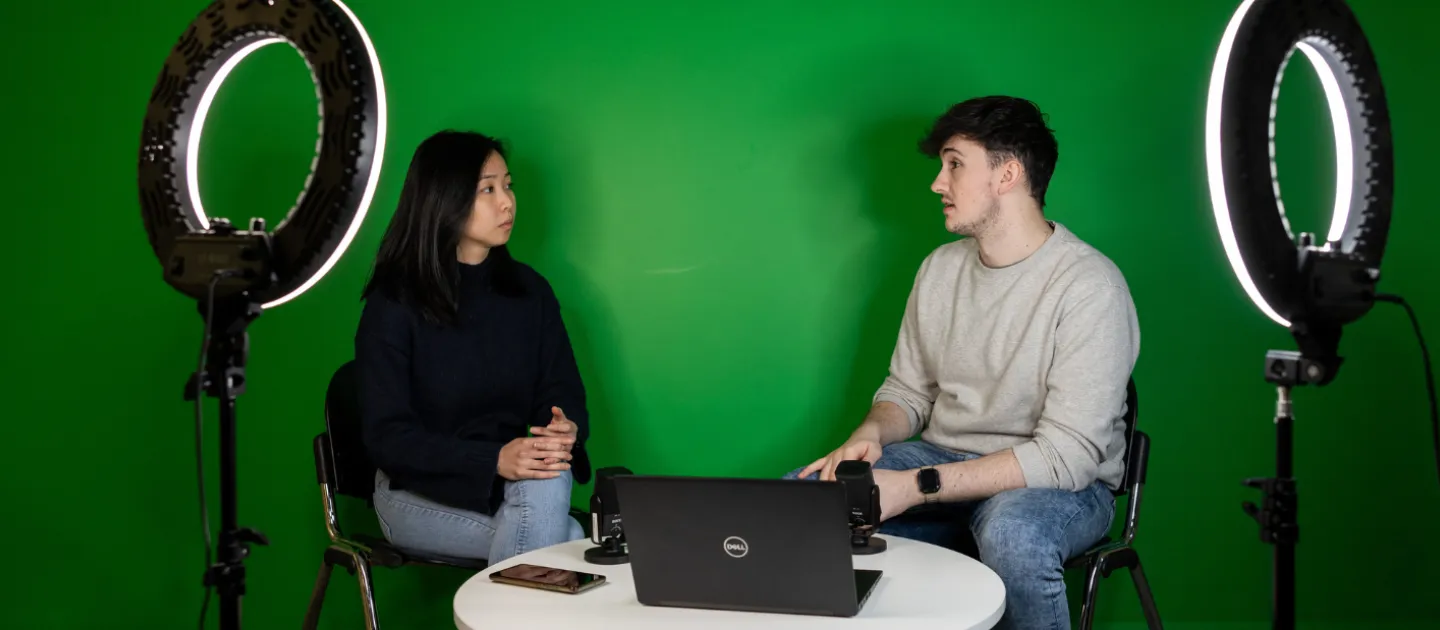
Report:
918,468,941,493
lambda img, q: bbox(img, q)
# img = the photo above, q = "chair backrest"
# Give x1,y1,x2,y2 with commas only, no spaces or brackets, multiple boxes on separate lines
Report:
318,359,378,500
1113,377,1148,497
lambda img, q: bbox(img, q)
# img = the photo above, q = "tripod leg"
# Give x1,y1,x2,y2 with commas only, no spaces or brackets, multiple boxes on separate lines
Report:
1129,560,1163,630
302,561,333,630
1077,561,1101,630
353,551,380,630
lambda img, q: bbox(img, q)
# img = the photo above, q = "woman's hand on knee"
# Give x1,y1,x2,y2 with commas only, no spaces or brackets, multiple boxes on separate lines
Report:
498,436,573,481
529,406,579,455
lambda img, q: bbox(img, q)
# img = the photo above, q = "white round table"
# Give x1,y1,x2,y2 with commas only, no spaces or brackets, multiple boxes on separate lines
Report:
454,535,1006,629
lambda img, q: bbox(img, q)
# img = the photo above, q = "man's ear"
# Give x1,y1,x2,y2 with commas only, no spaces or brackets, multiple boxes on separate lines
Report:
995,158,1025,196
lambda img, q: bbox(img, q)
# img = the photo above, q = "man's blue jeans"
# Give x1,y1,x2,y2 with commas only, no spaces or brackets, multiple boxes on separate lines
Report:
786,441,1115,630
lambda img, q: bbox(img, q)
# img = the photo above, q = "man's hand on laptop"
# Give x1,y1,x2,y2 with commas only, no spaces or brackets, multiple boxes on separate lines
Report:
798,438,883,481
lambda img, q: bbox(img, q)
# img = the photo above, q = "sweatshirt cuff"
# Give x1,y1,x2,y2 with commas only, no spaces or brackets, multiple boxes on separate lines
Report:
1010,440,1056,490
873,393,922,437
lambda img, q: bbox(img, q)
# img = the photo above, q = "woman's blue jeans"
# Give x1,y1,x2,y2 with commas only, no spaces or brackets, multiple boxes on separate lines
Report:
373,468,585,565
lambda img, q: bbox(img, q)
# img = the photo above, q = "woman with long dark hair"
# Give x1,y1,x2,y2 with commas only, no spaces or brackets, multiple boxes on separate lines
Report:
355,130,589,563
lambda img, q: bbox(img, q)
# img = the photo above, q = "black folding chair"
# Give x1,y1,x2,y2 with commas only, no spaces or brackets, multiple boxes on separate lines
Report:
302,360,488,630
1066,377,1163,629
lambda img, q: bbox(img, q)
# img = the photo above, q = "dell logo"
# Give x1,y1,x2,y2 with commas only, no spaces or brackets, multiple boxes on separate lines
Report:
723,536,749,558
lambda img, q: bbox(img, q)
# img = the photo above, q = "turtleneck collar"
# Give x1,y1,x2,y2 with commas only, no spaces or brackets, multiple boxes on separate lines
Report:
457,255,493,294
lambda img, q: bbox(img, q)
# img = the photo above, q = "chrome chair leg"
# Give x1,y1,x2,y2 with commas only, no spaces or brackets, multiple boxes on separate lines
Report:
1131,560,1163,630
302,561,332,630
353,549,380,630
1077,561,1102,630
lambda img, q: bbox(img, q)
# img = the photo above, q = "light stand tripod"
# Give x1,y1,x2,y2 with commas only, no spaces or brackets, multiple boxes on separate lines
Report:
185,292,269,630
1243,351,1309,630
1241,238,1374,630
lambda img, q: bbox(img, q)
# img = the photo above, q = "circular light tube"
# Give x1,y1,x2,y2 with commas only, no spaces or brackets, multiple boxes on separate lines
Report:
1205,0,1392,328
184,37,285,233
138,0,387,309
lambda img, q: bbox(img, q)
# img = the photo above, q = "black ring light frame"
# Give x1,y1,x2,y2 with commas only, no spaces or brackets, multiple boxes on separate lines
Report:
139,0,386,309
135,2,385,629
1207,0,1392,350
1206,2,1393,630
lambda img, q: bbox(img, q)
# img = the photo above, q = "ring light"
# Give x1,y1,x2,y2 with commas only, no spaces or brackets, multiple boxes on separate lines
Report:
135,2,386,628
1205,0,1392,333
139,0,387,310
1204,3,1400,630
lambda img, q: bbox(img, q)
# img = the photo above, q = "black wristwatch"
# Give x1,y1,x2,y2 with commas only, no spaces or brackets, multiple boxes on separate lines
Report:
917,467,941,503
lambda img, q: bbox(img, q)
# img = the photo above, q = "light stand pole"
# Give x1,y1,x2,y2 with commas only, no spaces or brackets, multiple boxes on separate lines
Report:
1244,241,1375,630
188,290,268,630
1245,366,1299,630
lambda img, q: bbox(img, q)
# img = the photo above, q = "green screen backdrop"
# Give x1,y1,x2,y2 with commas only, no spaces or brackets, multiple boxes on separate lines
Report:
2,1,1436,628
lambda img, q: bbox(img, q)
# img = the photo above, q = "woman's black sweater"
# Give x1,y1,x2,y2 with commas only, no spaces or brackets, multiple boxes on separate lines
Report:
354,256,591,515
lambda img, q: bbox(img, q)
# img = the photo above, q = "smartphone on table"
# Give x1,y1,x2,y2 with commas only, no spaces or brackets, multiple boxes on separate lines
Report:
488,564,606,594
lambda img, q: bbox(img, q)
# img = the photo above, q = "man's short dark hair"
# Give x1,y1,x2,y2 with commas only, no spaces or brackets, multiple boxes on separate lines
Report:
919,95,1058,209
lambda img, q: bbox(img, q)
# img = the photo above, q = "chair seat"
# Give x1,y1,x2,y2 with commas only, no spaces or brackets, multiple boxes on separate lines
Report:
351,533,490,570
1065,535,1114,569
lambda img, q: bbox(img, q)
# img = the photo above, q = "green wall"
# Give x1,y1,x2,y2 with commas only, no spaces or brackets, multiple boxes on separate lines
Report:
2,0,1436,628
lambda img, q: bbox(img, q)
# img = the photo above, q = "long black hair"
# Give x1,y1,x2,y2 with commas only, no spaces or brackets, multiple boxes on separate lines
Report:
362,130,525,325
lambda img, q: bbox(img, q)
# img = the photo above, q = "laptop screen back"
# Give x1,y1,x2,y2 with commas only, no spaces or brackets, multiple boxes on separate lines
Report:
614,475,861,616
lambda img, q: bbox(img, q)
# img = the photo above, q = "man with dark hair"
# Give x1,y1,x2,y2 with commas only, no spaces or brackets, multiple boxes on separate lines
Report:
789,95,1140,628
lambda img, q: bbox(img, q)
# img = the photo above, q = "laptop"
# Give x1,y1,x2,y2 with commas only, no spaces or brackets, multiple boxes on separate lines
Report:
612,475,883,617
